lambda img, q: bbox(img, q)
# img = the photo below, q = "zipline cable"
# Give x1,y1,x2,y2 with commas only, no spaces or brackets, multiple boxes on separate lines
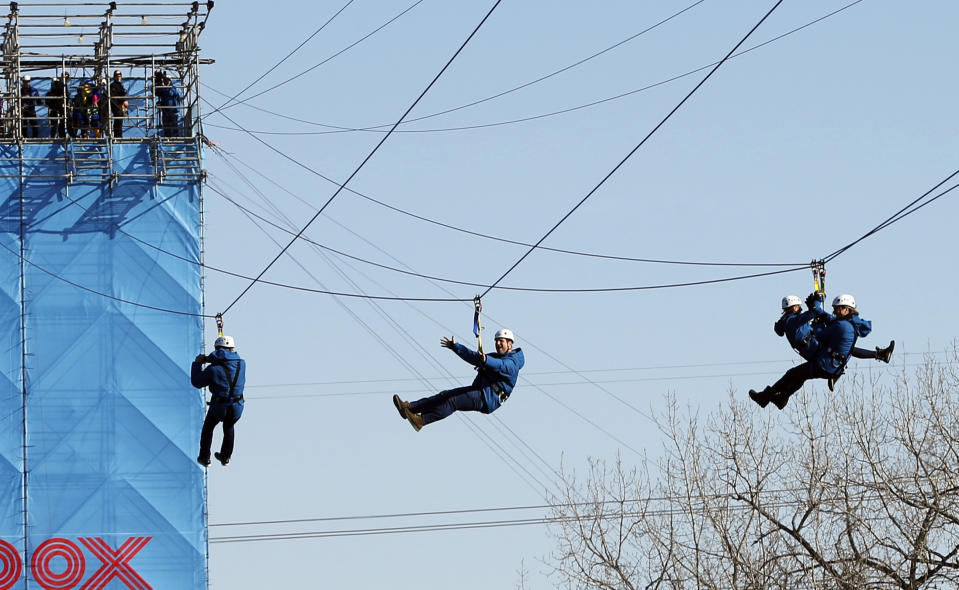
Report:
478,0,786,299
220,0,505,316
0,238,211,318
210,148,807,268
822,170,959,263
208,0,424,116
203,0,862,135
209,180,811,290
231,181,558,497
208,0,704,121
206,0,356,117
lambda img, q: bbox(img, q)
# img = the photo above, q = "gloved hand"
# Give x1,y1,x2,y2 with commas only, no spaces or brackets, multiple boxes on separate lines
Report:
194,354,207,363
440,336,455,349
805,292,822,308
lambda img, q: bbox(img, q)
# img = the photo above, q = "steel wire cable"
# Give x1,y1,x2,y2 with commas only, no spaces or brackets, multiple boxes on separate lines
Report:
207,0,425,116
210,147,806,268
207,179,811,293
219,164,642,471
14,161,954,314
220,0,505,316
203,0,862,135
821,170,959,264
231,183,559,497
209,486,924,543
0,236,213,318
479,0,786,299
206,0,706,122
206,161,742,455
204,0,356,117
211,480,926,528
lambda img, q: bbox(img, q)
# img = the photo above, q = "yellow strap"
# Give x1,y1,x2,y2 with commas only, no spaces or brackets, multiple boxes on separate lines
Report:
473,296,483,355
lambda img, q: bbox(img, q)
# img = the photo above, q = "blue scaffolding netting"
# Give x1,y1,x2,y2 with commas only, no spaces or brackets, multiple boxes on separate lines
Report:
0,142,205,590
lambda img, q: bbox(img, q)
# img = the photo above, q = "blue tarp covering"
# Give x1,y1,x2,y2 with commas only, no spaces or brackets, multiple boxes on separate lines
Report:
0,142,205,589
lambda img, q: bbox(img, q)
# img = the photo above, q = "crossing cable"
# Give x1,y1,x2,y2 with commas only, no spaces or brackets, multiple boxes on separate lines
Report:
208,488,907,543
208,179,809,292
227,169,617,480
210,147,806,268
222,159,641,463
206,0,425,118
204,0,862,135
479,0,785,299
206,153,811,297
0,238,212,318
293,230,560,495
210,479,922,529
286,198,645,460
207,0,704,120
219,0,504,316
233,187,558,498
821,168,959,264
204,0,356,118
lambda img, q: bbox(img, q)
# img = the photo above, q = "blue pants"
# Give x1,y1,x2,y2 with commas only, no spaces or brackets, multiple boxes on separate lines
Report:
409,386,488,425
199,403,240,461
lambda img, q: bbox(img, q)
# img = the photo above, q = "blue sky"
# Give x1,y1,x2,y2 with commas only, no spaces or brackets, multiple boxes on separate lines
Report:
196,1,957,587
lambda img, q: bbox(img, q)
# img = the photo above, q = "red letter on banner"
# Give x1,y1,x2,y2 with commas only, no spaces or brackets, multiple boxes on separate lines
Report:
78,537,151,590
0,540,22,590
31,538,85,590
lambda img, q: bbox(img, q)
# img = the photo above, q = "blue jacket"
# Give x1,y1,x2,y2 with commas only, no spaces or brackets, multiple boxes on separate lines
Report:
191,348,245,418
774,307,828,361
814,317,857,375
450,342,525,413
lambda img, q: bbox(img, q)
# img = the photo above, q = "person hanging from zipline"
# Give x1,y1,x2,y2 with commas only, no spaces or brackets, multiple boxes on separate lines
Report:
392,328,525,431
192,333,246,466
776,292,894,373
749,293,890,410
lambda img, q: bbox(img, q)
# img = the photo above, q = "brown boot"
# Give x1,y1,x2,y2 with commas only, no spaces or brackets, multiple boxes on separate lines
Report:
392,394,411,419
407,411,424,432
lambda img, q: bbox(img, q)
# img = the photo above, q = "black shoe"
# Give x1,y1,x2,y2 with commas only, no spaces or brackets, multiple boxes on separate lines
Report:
748,389,770,408
214,452,230,466
197,456,211,467
876,340,894,363
771,393,790,410
827,376,837,392
392,394,410,419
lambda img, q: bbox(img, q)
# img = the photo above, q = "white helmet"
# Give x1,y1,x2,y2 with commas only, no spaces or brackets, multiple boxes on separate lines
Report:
832,294,856,309
22,75,30,82
494,328,514,342
781,295,802,309
214,335,235,348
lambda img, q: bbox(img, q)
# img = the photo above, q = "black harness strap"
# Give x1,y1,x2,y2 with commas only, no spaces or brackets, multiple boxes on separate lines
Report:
209,358,243,403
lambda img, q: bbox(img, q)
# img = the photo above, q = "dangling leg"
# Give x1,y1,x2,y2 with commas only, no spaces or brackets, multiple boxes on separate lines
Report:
216,406,238,465
768,362,818,410
198,408,219,466
405,386,485,430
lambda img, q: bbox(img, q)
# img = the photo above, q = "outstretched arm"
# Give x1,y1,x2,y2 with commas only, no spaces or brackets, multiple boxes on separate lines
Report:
442,337,487,367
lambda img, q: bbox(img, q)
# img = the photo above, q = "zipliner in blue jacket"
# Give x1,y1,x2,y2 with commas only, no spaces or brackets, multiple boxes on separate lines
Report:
449,342,524,412
191,348,245,418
